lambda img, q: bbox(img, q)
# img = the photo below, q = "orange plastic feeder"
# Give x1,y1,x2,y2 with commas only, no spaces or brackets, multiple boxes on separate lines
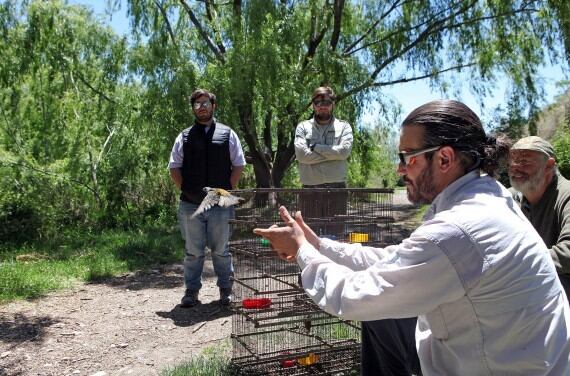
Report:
242,298,272,309
297,353,320,366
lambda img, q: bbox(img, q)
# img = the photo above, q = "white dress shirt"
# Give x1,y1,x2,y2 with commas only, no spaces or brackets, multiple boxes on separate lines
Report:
296,171,570,375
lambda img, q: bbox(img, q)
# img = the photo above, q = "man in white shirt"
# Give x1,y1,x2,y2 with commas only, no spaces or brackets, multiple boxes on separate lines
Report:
255,100,570,375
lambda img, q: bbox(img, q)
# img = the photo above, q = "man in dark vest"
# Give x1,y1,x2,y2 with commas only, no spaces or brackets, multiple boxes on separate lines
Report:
168,89,246,307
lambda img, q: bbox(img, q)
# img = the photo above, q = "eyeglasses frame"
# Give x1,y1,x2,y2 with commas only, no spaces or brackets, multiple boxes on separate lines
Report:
398,146,441,166
193,100,212,110
313,100,334,107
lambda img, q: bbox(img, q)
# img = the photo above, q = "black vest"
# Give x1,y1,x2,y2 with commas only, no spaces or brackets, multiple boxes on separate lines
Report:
180,121,233,204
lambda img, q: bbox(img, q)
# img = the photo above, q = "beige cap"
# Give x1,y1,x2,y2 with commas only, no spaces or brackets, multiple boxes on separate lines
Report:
511,136,555,158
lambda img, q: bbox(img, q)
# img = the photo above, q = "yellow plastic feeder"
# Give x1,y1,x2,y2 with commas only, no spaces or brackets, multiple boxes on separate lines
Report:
348,232,369,243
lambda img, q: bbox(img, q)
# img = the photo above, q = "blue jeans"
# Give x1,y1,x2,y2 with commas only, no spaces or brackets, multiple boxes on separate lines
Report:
177,201,234,291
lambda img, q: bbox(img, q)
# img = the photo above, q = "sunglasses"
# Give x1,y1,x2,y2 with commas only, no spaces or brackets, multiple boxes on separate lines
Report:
398,146,441,166
313,100,333,107
193,100,211,110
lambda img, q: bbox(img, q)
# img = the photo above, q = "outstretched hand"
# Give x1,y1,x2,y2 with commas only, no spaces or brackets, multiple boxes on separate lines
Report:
253,206,319,262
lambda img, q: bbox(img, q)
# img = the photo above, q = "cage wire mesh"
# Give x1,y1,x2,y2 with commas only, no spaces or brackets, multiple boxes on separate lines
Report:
229,188,394,375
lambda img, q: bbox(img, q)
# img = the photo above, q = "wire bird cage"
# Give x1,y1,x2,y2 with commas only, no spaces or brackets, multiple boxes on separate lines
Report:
229,188,394,375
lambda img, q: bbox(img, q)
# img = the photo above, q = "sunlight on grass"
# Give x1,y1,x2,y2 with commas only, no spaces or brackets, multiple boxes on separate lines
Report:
0,226,183,303
161,343,234,376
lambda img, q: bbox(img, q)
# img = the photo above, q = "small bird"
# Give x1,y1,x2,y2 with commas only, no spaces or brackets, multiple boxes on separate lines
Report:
191,187,244,218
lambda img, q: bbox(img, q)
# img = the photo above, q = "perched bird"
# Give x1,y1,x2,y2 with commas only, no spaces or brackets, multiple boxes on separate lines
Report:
191,187,244,218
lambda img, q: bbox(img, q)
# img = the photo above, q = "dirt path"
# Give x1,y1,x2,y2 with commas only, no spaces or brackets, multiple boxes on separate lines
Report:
0,190,420,376
0,262,232,376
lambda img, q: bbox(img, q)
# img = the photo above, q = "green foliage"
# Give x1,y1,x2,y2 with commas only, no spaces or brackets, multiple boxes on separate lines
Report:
554,129,570,178
348,125,399,188
0,0,177,239
488,95,533,139
1,0,568,241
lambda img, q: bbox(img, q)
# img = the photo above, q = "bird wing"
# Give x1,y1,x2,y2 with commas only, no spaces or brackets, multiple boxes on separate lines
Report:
191,190,220,218
218,192,243,208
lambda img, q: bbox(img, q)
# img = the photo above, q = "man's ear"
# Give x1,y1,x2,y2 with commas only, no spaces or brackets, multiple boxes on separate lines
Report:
546,157,556,171
438,146,455,173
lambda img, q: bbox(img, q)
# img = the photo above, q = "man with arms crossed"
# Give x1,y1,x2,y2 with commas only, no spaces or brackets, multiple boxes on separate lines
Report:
294,86,353,236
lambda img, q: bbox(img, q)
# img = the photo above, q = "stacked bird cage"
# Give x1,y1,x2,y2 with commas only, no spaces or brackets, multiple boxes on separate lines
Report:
229,188,394,375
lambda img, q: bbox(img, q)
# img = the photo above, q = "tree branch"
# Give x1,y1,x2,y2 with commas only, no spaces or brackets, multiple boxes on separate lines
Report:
1,158,98,196
302,2,332,69
342,0,406,55
374,63,477,87
75,71,117,105
338,63,477,101
368,0,479,82
345,2,538,58
263,110,273,162
179,0,226,63
205,0,226,54
154,0,178,48
329,0,345,51
344,1,466,57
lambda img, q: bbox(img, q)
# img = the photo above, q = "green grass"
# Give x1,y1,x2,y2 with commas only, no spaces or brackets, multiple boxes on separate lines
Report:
161,344,235,376
0,225,183,302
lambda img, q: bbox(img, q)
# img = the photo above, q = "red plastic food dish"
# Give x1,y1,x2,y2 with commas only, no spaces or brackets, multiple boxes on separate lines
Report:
242,298,272,309
280,359,296,368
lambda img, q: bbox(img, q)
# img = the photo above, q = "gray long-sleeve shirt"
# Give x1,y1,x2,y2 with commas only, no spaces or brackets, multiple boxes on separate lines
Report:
294,117,353,185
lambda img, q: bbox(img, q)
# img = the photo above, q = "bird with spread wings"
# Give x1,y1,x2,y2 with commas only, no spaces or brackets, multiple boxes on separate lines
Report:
191,187,244,218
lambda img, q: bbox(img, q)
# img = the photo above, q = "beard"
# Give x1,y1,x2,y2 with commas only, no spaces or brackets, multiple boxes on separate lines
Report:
405,163,437,205
314,113,332,123
195,109,214,123
510,169,544,195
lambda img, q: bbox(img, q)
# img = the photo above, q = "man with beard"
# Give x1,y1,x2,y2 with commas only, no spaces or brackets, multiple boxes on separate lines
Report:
255,100,570,375
294,86,353,236
508,136,570,296
169,89,245,307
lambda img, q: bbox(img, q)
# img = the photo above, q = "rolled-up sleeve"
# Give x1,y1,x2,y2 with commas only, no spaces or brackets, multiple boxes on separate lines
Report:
229,130,246,167
296,224,465,321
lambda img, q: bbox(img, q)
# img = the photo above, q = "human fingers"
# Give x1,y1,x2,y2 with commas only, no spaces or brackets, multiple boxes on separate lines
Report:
278,206,296,225
277,251,296,262
253,228,270,236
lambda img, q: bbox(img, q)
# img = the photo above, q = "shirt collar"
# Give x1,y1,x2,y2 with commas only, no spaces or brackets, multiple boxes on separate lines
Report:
195,118,216,133
424,170,481,221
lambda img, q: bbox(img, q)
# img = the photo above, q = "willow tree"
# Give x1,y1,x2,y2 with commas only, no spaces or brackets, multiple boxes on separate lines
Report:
124,0,566,188
0,0,137,237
